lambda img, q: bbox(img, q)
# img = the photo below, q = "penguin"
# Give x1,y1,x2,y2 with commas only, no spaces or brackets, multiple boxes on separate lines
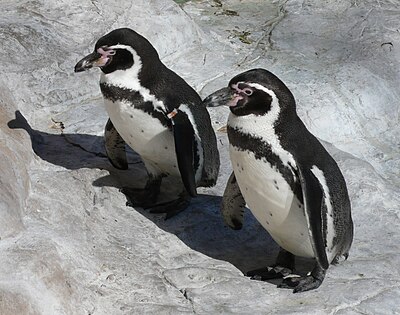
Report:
74,28,219,218
204,68,353,293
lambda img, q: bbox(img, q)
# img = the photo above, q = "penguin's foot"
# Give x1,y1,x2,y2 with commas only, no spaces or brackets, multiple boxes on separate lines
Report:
121,187,159,208
278,264,326,293
278,274,322,293
121,175,162,208
149,193,191,219
247,265,293,280
247,248,295,280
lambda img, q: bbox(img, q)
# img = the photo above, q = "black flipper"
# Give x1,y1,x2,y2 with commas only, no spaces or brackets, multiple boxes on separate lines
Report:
104,119,128,170
297,165,329,270
221,172,246,230
170,110,197,197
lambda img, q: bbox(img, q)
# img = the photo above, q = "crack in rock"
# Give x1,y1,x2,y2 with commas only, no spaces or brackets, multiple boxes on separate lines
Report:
329,283,400,315
237,0,289,66
179,288,196,314
162,273,196,313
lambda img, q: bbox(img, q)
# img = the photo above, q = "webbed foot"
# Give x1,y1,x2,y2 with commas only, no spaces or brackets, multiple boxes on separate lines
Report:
121,175,162,208
278,263,326,293
121,187,158,208
149,192,191,219
247,248,295,280
247,265,294,280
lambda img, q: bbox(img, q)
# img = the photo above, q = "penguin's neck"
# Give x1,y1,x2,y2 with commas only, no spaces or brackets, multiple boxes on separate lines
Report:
227,107,298,171
100,59,142,92
100,60,166,112
227,96,282,140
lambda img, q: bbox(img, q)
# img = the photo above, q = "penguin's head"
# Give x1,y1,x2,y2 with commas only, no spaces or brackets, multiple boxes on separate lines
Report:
204,68,295,117
74,28,160,77
226,81,273,116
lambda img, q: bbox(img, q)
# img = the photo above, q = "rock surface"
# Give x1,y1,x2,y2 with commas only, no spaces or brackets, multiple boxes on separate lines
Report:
1,0,399,314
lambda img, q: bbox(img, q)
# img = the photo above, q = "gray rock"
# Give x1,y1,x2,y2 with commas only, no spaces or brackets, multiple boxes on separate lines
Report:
1,0,399,314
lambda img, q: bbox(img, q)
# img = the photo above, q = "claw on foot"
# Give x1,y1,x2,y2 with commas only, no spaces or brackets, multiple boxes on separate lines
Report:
149,196,191,219
120,187,158,208
246,265,294,280
122,186,191,220
279,274,323,293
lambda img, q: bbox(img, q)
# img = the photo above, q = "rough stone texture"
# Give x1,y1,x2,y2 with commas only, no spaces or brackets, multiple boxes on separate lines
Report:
1,0,399,314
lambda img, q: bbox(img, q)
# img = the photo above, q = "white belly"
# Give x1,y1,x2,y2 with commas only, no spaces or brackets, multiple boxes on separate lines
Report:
105,99,180,177
230,145,314,258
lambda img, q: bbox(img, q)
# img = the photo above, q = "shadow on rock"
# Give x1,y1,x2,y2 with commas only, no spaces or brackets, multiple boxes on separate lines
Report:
7,110,144,187
7,110,278,273
136,193,278,273
8,111,131,169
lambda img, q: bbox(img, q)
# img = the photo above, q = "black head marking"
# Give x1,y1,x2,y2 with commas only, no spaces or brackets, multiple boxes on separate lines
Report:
97,45,133,74
94,28,161,78
228,82,273,116
228,68,296,117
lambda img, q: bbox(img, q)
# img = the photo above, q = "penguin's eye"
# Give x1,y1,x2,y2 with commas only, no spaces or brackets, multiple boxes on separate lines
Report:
243,88,253,96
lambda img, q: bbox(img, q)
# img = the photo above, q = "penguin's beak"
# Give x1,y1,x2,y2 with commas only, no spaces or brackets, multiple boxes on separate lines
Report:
202,87,233,107
74,51,108,72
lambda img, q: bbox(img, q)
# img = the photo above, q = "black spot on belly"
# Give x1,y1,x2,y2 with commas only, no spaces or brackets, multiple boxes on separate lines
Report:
275,185,279,190
269,212,273,217
130,115,133,118
141,130,144,133
228,126,303,202
165,146,168,150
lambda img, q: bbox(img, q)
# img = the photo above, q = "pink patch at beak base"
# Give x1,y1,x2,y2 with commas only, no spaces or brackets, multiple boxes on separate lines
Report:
93,56,110,67
228,94,243,107
95,47,115,67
